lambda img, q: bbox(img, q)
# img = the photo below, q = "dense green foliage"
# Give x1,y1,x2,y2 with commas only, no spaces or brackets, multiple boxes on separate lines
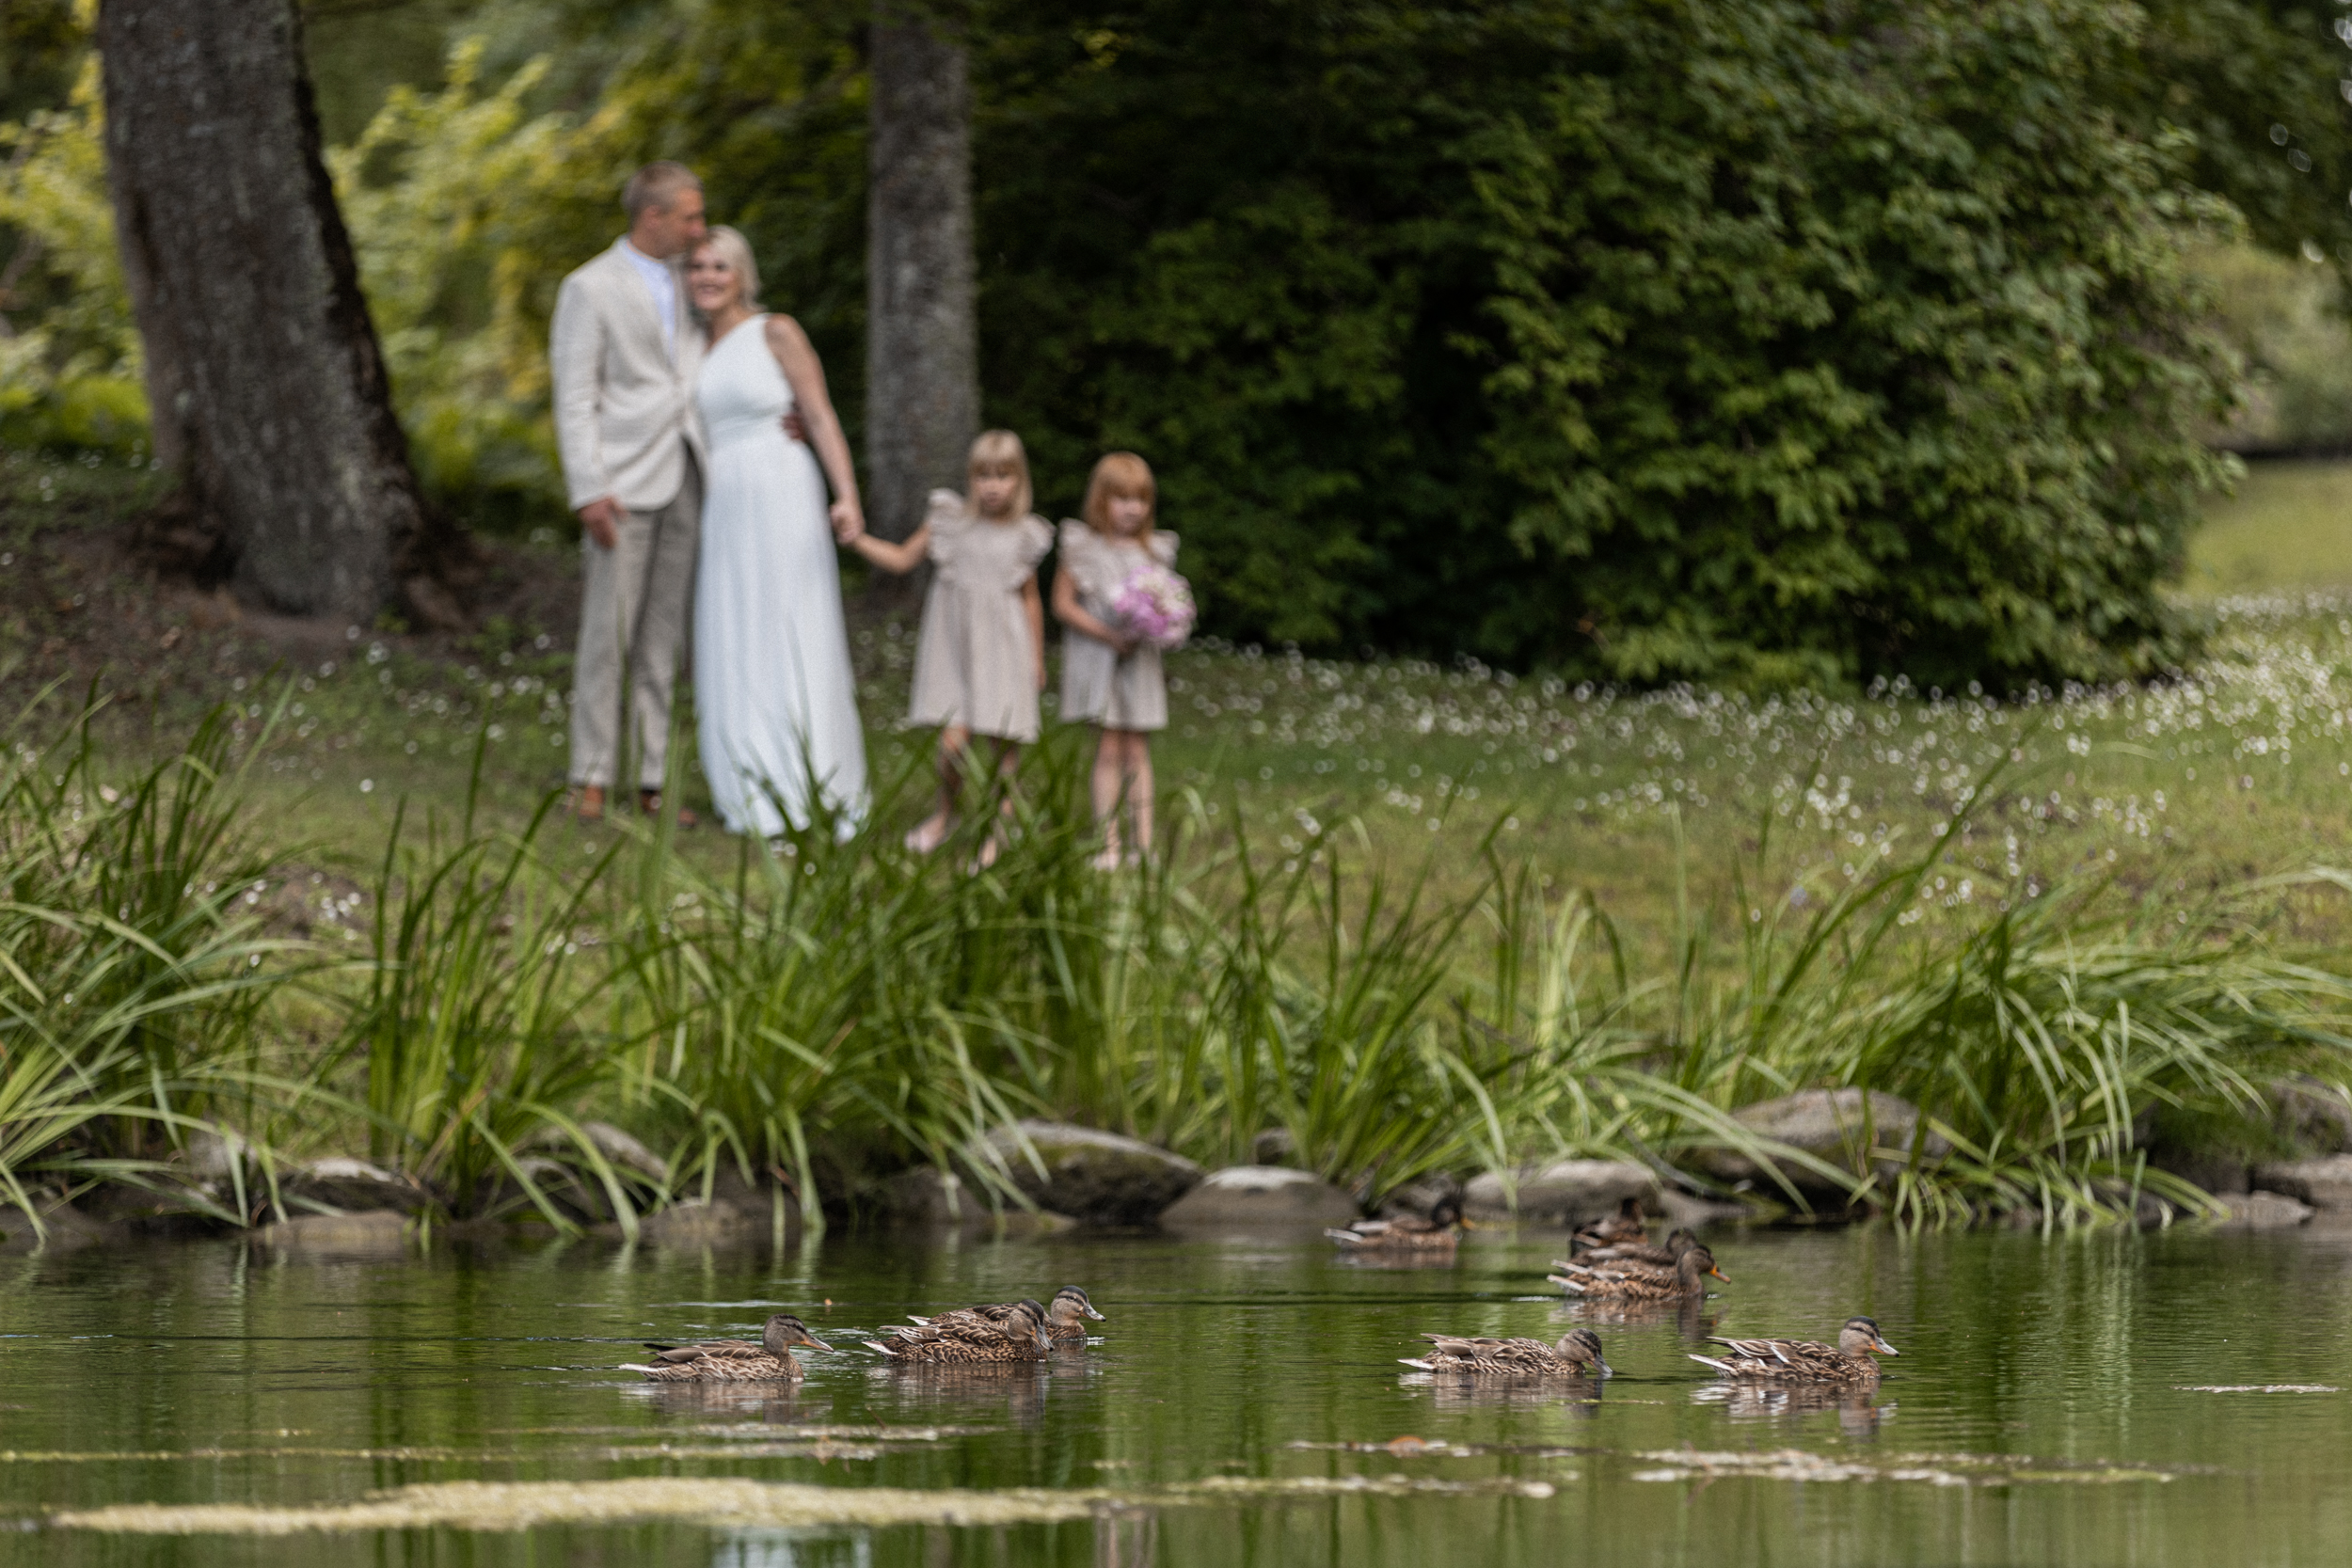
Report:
6,0,2352,686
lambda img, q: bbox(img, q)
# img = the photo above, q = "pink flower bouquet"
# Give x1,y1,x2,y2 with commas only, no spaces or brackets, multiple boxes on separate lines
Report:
1109,562,1196,650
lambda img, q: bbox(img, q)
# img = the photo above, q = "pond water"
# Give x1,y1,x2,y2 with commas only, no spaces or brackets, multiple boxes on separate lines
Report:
4,1218,2351,1566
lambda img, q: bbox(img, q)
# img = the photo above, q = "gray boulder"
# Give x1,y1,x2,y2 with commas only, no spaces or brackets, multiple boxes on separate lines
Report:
882,1167,1075,1235
284,1156,430,1215
637,1197,757,1247
983,1121,1202,1226
2270,1076,2352,1154
2251,1155,2352,1212
1463,1159,1658,1227
578,1121,669,1183
1159,1165,1359,1229
2217,1190,2314,1229
0,1196,113,1253
1693,1089,1948,1198
256,1210,411,1253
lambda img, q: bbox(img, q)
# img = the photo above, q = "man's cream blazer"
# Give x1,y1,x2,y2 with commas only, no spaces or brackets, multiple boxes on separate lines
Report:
549,240,709,513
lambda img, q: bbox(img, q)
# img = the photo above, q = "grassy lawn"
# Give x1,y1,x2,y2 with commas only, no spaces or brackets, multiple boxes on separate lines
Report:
13,451,2352,967
2185,457,2352,594
14,450,2352,1222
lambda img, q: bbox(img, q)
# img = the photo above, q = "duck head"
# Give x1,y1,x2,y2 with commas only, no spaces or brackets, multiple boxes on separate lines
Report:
1677,1246,1730,1286
762,1314,825,1355
1556,1326,1613,1378
1429,1195,1466,1229
1051,1286,1106,1327
1837,1316,1898,1359
1006,1300,1053,1352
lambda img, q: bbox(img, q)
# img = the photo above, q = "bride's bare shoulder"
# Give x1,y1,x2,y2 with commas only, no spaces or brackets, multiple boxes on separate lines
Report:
762,312,810,353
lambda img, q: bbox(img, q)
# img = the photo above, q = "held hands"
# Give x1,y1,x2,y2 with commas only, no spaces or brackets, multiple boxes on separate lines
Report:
780,408,808,443
830,498,865,545
578,496,622,550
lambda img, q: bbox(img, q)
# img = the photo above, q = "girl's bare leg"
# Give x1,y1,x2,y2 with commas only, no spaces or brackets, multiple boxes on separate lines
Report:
976,740,1020,868
1089,726,1125,867
1125,731,1155,860
907,725,970,853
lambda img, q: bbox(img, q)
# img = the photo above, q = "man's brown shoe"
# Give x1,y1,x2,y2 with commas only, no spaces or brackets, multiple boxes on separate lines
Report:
573,784,606,822
640,789,698,829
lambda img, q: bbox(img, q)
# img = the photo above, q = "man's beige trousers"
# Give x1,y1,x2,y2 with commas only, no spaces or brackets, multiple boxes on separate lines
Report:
568,456,701,791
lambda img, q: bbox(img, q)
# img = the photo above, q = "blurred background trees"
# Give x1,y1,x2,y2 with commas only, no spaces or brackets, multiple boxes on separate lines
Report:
6,0,2352,686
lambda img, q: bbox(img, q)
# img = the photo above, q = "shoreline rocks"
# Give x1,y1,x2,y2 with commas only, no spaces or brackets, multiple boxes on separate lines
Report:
1159,1165,1359,1230
1693,1089,1948,1199
2249,1155,2352,1212
984,1121,1202,1227
255,1209,412,1253
1463,1160,1658,1227
881,1168,1075,1237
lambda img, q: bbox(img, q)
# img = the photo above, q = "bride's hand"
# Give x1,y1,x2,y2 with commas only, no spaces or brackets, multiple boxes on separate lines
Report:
831,499,865,544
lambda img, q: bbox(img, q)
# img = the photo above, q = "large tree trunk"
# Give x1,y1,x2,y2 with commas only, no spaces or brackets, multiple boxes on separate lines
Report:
98,0,428,623
866,0,978,593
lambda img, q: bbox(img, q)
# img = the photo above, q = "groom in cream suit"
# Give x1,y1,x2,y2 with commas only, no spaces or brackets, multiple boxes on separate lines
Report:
550,161,709,822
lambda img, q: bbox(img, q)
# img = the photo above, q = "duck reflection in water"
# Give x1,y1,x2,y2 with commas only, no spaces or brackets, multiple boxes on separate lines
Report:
1556,1296,1718,1340
1692,1379,1894,1438
865,1363,1053,1426
1416,1373,1606,1418
638,1380,807,1425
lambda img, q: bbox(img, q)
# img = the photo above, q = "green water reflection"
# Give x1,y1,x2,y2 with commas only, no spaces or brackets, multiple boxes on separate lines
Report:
3,1221,2351,1564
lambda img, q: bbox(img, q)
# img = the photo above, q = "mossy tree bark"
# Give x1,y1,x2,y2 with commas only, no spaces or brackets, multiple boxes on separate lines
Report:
97,0,429,623
866,0,978,604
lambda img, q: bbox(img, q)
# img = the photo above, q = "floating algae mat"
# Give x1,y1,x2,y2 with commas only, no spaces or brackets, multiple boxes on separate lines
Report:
6,1224,2352,1564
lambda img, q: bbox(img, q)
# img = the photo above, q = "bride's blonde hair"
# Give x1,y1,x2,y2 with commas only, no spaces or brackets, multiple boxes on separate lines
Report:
968,429,1033,520
696,225,761,312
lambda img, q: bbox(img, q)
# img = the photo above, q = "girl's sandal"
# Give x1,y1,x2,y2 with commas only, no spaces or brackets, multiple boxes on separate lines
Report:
903,816,949,854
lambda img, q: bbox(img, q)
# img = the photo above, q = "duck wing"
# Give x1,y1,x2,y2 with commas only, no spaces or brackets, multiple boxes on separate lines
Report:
643,1338,760,1364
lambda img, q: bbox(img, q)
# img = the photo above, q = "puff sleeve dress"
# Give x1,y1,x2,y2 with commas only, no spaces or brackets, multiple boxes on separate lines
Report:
1057,521,1178,732
906,491,1054,743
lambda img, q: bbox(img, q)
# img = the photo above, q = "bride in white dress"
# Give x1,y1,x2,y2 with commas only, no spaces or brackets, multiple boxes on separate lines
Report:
683,226,868,835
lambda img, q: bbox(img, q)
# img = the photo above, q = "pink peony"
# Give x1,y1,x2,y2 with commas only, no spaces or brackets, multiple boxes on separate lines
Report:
1109,562,1196,650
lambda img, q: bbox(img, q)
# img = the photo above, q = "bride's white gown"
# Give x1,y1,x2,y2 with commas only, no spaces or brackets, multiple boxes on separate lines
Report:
692,316,867,835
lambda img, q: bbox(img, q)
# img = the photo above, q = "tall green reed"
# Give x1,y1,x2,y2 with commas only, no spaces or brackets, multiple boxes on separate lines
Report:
331,752,660,1233
0,701,298,1227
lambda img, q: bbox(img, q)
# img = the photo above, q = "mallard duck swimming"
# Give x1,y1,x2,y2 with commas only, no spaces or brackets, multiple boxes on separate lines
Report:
1401,1325,1612,1378
622,1313,827,1383
1571,1196,1648,1250
1565,1227,1698,1269
1549,1243,1726,1301
1327,1196,1466,1253
910,1285,1104,1341
1689,1316,1898,1383
865,1299,1053,1364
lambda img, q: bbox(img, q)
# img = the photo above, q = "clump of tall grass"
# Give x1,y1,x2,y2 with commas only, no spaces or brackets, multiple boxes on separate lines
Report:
0,702,298,1229
9,703,2352,1235
326,762,664,1234
1617,795,2352,1225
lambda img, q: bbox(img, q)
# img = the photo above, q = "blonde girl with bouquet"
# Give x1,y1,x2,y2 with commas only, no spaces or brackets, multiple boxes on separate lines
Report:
1051,451,1190,868
849,430,1052,859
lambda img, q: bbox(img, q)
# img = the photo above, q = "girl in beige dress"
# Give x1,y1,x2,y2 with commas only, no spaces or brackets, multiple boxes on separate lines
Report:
850,430,1052,857
1050,451,1175,867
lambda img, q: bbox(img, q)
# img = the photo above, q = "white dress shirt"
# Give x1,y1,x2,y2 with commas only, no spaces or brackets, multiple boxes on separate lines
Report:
619,239,678,359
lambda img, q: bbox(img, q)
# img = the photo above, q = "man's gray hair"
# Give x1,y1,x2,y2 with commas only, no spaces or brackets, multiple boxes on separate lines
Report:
623,161,702,222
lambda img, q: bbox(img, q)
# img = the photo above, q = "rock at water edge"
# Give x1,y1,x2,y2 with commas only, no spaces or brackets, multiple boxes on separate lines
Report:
1159,1166,1359,1229
1463,1160,1659,1227
982,1121,1202,1227
2250,1154,2352,1212
1692,1088,1948,1198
